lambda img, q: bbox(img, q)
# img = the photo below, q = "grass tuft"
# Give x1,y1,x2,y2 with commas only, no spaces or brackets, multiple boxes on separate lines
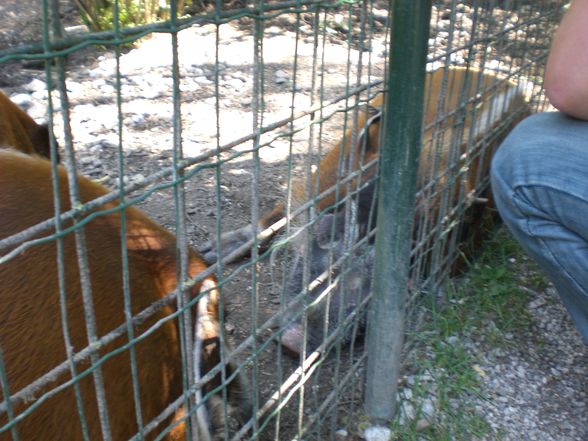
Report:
391,227,543,440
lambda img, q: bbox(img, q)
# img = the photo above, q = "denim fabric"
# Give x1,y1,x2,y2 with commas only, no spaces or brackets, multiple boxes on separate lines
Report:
491,112,588,344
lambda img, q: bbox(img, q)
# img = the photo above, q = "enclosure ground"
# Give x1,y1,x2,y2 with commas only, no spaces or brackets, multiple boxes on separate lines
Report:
395,227,587,441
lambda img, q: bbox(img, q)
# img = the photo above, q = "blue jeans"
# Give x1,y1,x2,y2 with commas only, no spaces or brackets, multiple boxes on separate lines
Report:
491,112,588,344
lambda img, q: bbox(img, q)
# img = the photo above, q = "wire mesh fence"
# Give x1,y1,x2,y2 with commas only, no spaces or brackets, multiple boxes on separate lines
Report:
0,0,568,440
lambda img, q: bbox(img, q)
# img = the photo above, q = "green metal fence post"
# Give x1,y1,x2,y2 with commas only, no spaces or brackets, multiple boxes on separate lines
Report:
364,0,431,428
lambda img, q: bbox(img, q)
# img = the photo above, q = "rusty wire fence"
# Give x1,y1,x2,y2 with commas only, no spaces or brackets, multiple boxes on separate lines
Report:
0,0,567,440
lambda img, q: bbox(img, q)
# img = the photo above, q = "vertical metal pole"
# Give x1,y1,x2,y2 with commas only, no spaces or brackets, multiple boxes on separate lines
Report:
365,0,431,427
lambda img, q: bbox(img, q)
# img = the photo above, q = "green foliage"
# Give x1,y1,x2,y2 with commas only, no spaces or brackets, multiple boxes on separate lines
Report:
72,0,195,32
391,227,536,440
98,0,144,30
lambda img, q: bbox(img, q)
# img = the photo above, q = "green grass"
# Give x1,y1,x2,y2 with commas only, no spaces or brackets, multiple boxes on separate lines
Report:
390,227,545,440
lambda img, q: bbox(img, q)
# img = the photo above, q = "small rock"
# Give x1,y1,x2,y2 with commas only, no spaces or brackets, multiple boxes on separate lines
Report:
180,82,200,92
363,426,391,441
400,401,415,422
99,138,118,149
66,81,85,95
9,93,33,109
195,76,213,85
99,84,115,94
25,78,47,93
89,144,104,155
446,335,459,345
142,88,160,100
191,67,204,76
401,388,413,400
529,297,546,309
129,114,146,126
225,78,246,90
266,26,281,36
415,418,431,431
86,168,103,176
421,398,436,419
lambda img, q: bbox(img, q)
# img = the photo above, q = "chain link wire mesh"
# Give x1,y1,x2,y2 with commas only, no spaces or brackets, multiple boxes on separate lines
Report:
0,0,568,439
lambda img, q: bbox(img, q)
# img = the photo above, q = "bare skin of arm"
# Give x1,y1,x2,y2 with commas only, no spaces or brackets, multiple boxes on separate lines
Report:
544,0,588,120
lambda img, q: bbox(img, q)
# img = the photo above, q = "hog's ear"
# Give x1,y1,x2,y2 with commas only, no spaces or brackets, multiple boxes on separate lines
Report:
29,124,59,161
315,213,345,249
356,106,382,154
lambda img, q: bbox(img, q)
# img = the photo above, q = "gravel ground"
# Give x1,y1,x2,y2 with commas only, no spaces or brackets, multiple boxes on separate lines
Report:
1,0,586,440
396,250,587,441
475,276,588,441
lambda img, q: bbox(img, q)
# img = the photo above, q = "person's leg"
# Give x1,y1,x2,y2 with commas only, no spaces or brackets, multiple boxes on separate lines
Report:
491,111,588,344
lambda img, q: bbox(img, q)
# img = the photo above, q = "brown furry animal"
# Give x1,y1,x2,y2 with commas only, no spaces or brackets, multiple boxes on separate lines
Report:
200,66,529,355
0,150,249,440
200,66,528,265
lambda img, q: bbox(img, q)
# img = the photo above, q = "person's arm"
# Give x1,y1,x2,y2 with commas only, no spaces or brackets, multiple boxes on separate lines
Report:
544,0,588,120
